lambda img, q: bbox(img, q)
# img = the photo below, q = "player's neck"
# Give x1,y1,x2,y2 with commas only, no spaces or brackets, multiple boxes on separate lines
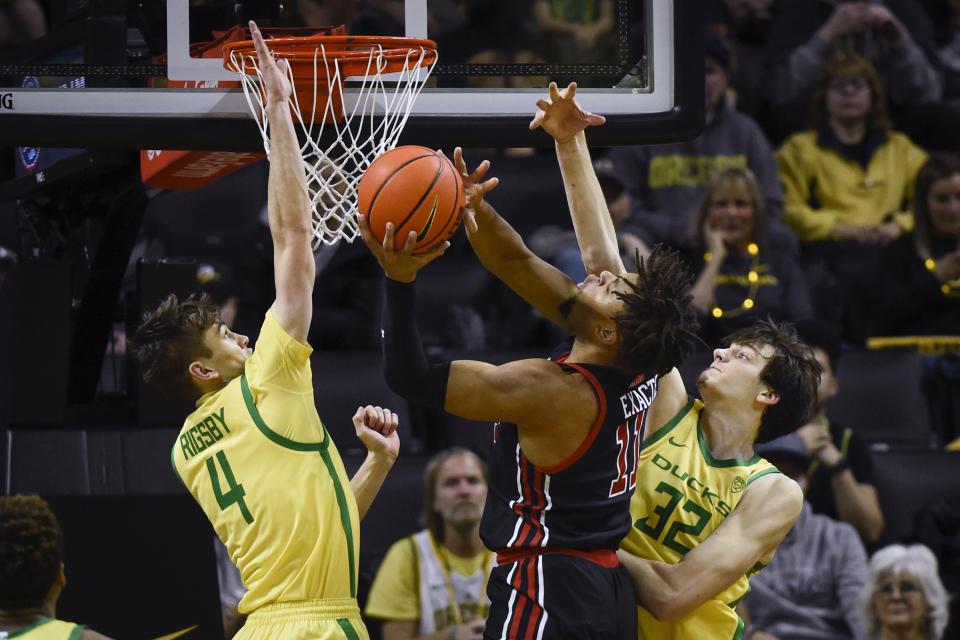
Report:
700,404,758,461
567,339,615,367
0,606,51,629
443,524,485,558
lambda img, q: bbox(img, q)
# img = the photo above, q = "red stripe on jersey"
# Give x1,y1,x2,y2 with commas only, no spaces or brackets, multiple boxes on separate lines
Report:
523,558,541,640
539,361,608,474
513,453,546,547
508,559,530,639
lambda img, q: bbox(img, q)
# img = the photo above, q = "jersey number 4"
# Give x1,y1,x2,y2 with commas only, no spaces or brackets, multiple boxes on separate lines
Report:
206,451,255,524
609,417,642,497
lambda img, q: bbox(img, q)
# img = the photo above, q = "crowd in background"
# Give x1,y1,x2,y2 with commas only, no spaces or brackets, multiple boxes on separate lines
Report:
0,2,959,640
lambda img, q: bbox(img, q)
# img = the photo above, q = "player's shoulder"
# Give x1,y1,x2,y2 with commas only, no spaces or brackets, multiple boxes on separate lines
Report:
741,471,803,514
80,629,116,640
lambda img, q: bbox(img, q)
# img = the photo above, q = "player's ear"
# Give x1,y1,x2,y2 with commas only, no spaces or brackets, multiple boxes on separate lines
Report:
595,320,618,347
756,386,780,406
189,360,218,382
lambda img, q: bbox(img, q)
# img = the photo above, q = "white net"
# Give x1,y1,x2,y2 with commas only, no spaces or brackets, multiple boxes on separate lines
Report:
226,42,437,248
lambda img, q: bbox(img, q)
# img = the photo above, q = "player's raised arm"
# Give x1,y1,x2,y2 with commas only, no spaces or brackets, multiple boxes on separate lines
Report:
250,21,315,343
618,473,803,620
531,82,622,276
455,148,581,332
349,405,400,520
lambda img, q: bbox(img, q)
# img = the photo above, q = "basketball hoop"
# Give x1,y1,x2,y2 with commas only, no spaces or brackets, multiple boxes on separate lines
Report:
223,34,438,247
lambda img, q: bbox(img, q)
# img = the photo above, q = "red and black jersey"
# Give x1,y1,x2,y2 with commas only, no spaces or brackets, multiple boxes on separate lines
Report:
479,353,658,553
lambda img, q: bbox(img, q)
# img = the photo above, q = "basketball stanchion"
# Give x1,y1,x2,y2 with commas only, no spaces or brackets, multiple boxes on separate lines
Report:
223,34,438,248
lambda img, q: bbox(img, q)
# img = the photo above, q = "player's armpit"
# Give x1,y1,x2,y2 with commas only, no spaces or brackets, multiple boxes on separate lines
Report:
621,473,802,621
643,368,687,441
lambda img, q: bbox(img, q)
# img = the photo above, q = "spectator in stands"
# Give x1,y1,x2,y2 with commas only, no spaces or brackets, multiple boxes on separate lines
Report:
707,0,776,120
0,494,114,639
860,544,950,640
794,320,884,544
776,51,928,341
687,165,811,345
365,448,492,640
742,435,870,640
0,0,46,44
531,0,614,64
867,155,960,337
763,1,942,146
608,34,796,256
530,157,650,282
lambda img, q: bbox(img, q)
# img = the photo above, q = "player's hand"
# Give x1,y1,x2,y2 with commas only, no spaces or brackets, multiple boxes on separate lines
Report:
529,82,606,144
249,20,292,105
353,405,400,463
357,214,448,283
454,147,499,233
449,618,486,640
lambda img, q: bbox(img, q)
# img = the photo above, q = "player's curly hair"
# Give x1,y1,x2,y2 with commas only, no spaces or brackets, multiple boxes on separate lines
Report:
723,319,822,444
0,494,63,609
129,293,221,401
612,244,700,377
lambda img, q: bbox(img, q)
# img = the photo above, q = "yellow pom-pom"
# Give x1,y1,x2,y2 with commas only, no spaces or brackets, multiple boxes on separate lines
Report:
742,298,754,309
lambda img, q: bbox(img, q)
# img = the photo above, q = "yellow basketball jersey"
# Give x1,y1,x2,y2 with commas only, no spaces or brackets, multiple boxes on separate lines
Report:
621,397,778,639
0,618,82,640
172,311,360,615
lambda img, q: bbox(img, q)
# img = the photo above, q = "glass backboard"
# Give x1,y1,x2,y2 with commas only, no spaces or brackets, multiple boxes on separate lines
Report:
0,0,703,152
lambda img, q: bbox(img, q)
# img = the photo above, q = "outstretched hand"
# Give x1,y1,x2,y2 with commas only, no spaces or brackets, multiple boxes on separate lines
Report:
358,214,449,283
248,20,292,104
453,147,499,233
353,405,400,462
529,82,606,143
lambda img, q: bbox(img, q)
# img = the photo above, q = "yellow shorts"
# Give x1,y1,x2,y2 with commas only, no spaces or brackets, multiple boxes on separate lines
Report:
235,598,368,640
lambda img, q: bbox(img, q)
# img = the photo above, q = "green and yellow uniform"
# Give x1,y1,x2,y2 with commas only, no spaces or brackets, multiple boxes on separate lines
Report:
621,398,779,640
172,310,365,640
0,618,84,640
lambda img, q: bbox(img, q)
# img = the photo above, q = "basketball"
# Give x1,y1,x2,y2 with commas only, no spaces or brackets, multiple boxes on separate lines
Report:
358,146,466,254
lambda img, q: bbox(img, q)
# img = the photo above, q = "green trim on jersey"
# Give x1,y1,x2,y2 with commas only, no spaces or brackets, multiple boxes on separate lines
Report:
7,618,54,638
240,374,356,596
732,616,744,640
746,467,780,485
240,375,329,451
171,444,185,486
336,617,362,640
67,625,87,640
321,446,357,598
696,412,761,468
644,396,696,446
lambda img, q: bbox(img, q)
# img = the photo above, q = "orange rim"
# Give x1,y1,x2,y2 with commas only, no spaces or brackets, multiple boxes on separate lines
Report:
223,35,438,77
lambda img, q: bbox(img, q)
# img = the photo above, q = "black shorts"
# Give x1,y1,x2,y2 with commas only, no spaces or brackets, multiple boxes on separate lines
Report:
483,552,637,640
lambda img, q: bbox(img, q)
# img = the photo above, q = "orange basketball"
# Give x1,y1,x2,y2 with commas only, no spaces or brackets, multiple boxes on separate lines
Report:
358,146,466,254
